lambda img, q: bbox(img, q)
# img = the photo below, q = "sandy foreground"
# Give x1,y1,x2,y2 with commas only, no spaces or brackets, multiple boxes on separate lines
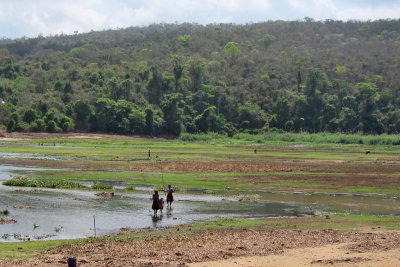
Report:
189,243,400,267
2,218,400,267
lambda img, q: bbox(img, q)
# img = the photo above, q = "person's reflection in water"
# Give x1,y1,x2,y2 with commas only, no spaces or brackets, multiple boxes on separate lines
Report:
166,208,172,218
151,213,163,228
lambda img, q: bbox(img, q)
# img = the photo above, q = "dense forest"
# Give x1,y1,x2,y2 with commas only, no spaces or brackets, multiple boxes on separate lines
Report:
1,19,400,136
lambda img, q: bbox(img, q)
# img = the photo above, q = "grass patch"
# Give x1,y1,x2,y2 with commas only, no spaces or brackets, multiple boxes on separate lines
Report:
91,182,113,190
2,134,400,196
0,239,74,260
124,185,136,191
301,221,353,231
2,177,86,189
189,217,280,230
268,182,325,189
332,214,400,230
27,170,236,191
179,132,400,146
340,186,400,194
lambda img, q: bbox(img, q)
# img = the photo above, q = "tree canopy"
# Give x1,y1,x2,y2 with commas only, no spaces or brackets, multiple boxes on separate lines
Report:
1,19,400,135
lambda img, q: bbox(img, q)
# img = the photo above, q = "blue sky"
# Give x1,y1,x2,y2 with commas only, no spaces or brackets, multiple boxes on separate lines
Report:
1,0,399,39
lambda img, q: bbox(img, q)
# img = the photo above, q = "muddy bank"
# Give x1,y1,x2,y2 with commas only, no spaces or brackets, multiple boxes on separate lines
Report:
2,217,400,266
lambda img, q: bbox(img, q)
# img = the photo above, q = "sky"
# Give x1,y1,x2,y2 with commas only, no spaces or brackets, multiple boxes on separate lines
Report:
1,0,400,39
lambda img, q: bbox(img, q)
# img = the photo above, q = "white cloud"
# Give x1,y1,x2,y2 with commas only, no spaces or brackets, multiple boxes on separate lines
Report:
314,0,338,19
287,0,338,20
338,6,400,20
289,0,302,9
0,0,108,37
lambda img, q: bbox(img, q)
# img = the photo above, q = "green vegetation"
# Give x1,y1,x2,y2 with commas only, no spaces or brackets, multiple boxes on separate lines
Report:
19,170,237,191
332,214,400,230
340,186,400,194
91,182,113,190
0,209,9,216
181,132,400,146
1,20,400,136
2,177,85,189
124,184,136,191
268,182,325,189
1,135,399,195
192,217,278,230
0,239,74,260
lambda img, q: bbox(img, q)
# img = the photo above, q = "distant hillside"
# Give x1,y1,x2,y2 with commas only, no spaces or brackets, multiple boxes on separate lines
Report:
1,19,400,136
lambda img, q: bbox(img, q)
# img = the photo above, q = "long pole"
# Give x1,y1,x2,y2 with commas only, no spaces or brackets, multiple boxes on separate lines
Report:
94,215,96,237
161,167,166,195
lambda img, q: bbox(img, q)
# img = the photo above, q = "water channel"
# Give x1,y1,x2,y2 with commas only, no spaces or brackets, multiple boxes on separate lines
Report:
0,164,399,242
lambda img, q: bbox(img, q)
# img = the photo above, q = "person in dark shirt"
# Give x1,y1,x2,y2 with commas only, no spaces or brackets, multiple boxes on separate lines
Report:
152,189,160,215
166,185,174,208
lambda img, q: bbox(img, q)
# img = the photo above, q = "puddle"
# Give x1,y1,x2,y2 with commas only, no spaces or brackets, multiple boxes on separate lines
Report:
287,144,313,148
0,165,56,183
0,165,400,242
0,152,59,161
258,192,400,215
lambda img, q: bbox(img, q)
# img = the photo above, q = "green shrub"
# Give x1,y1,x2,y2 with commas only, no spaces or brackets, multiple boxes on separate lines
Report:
125,185,136,191
3,177,85,189
0,209,9,216
91,182,113,190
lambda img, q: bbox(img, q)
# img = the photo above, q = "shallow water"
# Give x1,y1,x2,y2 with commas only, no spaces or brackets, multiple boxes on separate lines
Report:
258,192,400,216
0,152,59,161
0,184,313,242
0,165,399,242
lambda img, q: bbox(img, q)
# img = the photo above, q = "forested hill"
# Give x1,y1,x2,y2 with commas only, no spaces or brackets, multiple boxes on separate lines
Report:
1,19,400,136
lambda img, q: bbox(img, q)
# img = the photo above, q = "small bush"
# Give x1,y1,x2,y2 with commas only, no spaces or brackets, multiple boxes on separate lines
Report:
125,185,136,191
179,132,226,142
0,209,9,216
15,121,30,132
91,182,113,190
3,177,86,189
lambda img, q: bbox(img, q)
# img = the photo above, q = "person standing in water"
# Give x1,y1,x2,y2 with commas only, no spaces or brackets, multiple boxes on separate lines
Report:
166,185,174,208
152,189,160,215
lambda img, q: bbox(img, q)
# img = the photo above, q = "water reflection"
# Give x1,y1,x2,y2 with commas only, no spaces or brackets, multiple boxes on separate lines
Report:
166,208,173,218
0,152,59,160
0,186,311,242
0,164,400,242
152,214,163,227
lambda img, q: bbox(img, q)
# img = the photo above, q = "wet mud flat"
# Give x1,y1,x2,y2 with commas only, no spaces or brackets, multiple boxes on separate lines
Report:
2,182,400,243
1,164,400,242
0,184,315,242
0,164,311,242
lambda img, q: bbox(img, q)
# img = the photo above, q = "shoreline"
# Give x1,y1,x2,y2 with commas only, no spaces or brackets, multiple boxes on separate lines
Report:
1,217,400,266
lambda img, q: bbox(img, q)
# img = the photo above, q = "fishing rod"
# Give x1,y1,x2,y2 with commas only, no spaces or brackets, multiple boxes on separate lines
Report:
161,167,166,195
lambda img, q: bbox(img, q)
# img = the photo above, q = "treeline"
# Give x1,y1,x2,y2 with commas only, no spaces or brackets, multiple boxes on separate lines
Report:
1,19,400,136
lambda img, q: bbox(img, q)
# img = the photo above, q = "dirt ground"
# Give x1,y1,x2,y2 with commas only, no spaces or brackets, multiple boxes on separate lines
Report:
2,218,400,267
189,244,400,267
